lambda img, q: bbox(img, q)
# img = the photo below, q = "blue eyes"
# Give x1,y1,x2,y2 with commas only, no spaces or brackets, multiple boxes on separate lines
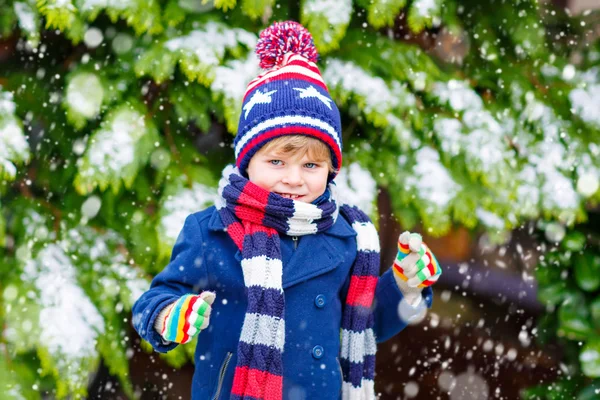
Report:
269,160,317,169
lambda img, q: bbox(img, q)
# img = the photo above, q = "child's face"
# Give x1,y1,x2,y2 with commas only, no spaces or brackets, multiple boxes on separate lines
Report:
247,146,329,203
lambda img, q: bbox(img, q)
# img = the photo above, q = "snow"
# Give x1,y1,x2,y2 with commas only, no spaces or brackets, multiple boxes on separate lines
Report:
46,0,75,10
66,227,149,307
387,115,421,149
412,0,438,17
403,147,459,209
303,0,352,26
517,92,580,216
476,208,504,230
432,80,483,111
81,195,102,219
562,64,576,80
66,72,104,119
212,52,261,118
81,0,131,10
569,84,600,128
434,110,510,186
0,91,29,179
333,163,377,215
544,221,566,243
434,118,462,156
462,111,506,171
83,27,104,48
0,90,16,114
160,183,218,244
531,140,579,212
13,2,36,33
516,165,541,217
576,171,599,197
580,348,599,363
323,59,416,122
80,107,146,176
541,168,579,212
21,244,104,381
165,22,256,68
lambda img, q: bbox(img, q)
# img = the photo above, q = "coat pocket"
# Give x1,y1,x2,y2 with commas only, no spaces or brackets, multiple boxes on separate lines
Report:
212,351,233,400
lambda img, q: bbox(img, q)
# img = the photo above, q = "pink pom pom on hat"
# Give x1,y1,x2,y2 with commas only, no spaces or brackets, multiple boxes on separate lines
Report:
233,21,342,180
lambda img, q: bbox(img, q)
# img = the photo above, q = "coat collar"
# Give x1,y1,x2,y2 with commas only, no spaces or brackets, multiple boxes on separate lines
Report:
207,206,357,289
207,206,357,238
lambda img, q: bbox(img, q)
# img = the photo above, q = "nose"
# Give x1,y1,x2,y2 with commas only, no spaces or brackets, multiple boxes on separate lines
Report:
281,167,304,186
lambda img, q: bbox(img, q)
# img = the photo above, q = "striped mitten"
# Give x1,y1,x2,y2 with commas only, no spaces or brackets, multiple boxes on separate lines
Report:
393,231,442,289
154,291,216,344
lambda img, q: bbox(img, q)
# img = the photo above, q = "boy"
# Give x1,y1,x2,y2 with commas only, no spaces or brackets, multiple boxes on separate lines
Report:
132,21,441,400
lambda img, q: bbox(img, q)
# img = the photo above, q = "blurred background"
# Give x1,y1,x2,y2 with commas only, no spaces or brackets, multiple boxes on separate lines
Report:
1,0,600,398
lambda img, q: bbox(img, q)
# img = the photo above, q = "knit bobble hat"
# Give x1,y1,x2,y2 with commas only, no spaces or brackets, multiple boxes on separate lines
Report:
233,21,343,180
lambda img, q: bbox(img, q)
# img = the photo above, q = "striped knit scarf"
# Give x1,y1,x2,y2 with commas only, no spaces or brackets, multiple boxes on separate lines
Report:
216,165,379,400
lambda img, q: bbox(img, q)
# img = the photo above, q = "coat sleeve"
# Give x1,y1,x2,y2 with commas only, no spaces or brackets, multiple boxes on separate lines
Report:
131,214,209,353
371,268,433,343
340,268,433,344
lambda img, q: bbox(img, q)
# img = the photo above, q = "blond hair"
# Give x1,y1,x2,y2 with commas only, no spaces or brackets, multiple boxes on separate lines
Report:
258,135,335,173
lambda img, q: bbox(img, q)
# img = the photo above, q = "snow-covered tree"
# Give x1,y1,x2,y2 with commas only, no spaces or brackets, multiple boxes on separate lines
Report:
0,0,599,398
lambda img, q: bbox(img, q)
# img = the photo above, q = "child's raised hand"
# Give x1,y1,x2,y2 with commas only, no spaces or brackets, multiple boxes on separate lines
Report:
158,291,216,344
393,231,441,288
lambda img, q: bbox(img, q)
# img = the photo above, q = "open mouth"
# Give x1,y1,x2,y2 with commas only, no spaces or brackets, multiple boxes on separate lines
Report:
276,192,304,200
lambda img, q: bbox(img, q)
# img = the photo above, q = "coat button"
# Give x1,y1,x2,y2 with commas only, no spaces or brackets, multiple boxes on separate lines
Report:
312,345,324,359
314,294,326,308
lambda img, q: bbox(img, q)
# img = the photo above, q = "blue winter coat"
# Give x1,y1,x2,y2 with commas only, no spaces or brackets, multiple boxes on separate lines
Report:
132,206,433,400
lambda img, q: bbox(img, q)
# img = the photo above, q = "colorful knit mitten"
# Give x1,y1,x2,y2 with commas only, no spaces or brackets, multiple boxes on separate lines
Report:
154,291,216,344
393,232,442,304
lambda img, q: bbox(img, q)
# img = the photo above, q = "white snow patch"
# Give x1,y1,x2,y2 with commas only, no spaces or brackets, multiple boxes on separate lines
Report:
404,147,459,209
22,244,104,362
80,107,146,176
160,183,217,243
212,52,260,109
14,2,36,33
66,72,104,119
323,59,416,120
516,165,540,217
476,208,504,230
412,0,438,17
432,80,483,111
0,91,29,178
303,0,352,26
334,163,377,215
81,0,131,10
569,84,600,128
165,22,256,67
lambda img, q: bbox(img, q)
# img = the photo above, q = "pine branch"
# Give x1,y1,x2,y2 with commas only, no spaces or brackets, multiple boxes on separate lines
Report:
16,168,62,233
163,116,193,189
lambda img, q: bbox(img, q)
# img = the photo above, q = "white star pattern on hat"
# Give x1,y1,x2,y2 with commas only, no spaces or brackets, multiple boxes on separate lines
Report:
293,86,332,110
243,89,278,119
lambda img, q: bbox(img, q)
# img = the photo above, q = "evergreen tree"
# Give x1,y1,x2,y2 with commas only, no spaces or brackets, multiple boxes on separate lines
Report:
0,0,599,398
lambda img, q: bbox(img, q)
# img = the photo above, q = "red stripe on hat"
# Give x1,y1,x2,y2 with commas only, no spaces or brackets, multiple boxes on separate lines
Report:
180,295,199,344
243,72,328,102
237,126,342,170
286,56,321,75
231,366,283,399
346,275,378,308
